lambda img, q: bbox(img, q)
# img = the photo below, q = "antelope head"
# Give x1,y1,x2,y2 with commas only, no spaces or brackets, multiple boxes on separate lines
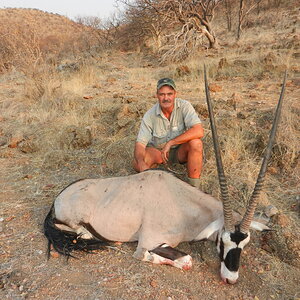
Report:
204,67,286,284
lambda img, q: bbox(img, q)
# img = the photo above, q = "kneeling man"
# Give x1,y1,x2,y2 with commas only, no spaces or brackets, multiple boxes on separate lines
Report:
133,78,204,188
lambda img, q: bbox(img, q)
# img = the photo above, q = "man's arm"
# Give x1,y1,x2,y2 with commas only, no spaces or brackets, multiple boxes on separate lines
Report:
161,124,204,163
133,142,149,172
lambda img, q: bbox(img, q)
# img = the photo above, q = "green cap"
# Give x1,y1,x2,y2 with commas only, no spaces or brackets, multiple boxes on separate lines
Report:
157,78,176,90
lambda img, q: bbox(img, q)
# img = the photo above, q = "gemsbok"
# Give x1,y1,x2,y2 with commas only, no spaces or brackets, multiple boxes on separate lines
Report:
44,68,286,284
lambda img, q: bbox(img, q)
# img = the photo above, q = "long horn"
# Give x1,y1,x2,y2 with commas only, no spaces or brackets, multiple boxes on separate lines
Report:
204,65,234,232
240,71,287,233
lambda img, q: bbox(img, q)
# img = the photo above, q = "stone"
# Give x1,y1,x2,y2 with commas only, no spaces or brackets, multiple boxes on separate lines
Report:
273,213,290,227
59,126,92,150
19,140,38,153
209,84,222,92
0,136,8,147
218,58,229,69
257,191,271,206
194,104,208,118
176,65,191,77
227,92,242,110
8,135,24,148
264,205,279,218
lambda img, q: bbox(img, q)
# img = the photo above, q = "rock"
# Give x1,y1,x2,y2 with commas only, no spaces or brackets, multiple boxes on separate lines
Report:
258,191,271,206
113,93,124,99
209,84,222,92
117,104,130,119
8,135,24,148
0,136,8,147
117,117,132,128
106,77,117,83
18,139,38,153
227,92,242,109
267,166,279,175
59,126,92,150
263,52,277,65
273,213,290,227
264,205,279,217
237,112,247,119
291,78,300,86
293,52,300,58
83,95,93,99
50,251,60,258
218,58,229,69
249,93,257,98
233,59,253,68
57,62,79,72
150,279,158,288
92,84,101,89
217,109,236,118
42,150,71,170
254,212,270,225
176,65,191,77
194,104,208,118
124,96,137,103
42,184,56,190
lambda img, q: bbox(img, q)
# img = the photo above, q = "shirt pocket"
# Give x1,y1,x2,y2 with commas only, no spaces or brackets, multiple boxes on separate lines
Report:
152,129,167,147
170,123,185,139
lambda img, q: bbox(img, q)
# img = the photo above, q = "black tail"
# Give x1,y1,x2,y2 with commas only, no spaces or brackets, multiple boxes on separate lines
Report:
43,205,108,259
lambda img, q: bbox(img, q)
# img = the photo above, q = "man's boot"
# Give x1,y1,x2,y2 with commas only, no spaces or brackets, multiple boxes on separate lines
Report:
187,177,200,188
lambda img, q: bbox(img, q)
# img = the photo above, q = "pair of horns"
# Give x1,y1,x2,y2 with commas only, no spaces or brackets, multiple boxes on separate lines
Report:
204,66,286,233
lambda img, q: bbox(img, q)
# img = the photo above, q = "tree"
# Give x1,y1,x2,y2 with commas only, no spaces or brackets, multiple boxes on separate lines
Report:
237,0,262,40
224,0,234,32
118,1,165,52
120,0,223,62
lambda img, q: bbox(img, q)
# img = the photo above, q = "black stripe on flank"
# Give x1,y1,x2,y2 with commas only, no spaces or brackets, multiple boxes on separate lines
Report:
79,222,111,242
150,244,188,261
56,178,87,197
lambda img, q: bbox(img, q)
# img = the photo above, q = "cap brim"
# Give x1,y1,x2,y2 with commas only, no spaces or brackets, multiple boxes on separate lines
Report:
157,83,176,90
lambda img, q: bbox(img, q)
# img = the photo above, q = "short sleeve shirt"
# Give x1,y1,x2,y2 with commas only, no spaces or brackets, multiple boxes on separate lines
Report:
136,98,201,149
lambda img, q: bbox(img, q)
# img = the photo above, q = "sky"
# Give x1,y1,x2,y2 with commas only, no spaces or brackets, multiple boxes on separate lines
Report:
0,0,122,20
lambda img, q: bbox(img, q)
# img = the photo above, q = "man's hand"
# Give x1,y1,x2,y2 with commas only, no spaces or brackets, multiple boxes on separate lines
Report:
161,141,173,164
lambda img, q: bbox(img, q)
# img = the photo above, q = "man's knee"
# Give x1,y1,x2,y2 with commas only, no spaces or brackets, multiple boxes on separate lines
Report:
188,139,203,153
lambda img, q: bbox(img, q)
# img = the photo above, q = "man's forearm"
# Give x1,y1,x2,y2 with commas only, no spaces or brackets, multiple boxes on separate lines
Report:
168,124,204,147
134,142,146,164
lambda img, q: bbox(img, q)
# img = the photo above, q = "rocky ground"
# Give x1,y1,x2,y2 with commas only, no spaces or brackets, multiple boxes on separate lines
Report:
0,48,299,299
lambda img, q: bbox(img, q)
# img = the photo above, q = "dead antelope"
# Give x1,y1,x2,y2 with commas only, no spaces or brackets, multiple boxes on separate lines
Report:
44,69,286,284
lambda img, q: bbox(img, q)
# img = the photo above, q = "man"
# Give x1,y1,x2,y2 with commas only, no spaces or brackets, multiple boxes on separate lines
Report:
133,78,204,188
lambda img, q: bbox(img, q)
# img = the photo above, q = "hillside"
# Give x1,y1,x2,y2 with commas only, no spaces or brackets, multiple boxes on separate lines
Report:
0,8,99,72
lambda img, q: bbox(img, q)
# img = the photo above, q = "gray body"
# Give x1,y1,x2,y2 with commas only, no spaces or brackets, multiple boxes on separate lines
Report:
54,170,223,254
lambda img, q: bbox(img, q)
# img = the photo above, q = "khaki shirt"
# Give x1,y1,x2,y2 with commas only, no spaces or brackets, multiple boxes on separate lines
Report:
137,98,201,149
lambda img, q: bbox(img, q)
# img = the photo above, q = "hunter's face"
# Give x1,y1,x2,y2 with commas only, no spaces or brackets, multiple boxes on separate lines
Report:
157,85,176,111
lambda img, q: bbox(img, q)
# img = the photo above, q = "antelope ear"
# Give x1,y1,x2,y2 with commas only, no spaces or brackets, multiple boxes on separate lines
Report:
250,221,271,232
195,218,223,241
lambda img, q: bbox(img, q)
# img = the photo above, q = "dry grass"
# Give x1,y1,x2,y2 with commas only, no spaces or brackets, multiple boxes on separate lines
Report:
0,4,299,299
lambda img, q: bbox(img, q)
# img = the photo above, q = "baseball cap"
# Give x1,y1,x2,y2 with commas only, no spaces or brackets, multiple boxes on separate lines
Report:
157,78,176,90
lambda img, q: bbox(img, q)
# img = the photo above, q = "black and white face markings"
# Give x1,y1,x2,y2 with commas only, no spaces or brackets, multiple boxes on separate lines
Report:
217,228,250,284
141,244,192,270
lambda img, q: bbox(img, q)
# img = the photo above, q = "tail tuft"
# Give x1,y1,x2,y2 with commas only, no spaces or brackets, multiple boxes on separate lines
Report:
44,205,108,258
